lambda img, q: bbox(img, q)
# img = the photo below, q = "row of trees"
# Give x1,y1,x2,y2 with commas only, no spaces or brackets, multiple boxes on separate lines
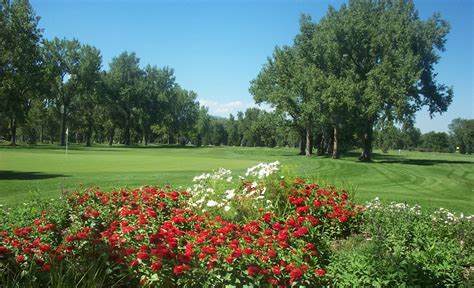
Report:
2,0,466,158
0,0,205,147
250,0,453,161
373,118,474,154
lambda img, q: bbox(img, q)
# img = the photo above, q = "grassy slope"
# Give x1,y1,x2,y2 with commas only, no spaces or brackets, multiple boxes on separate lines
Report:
0,144,472,213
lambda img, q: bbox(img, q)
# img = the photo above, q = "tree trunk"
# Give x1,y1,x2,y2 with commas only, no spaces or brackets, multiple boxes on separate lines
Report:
359,120,374,162
124,114,131,146
299,130,305,155
326,131,333,155
86,120,93,147
143,124,148,146
108,125,115,146
40,126,43,143
316,133,323,156
332,127,339,159
10,117,17,146
305,125,312,156
60,107,67,146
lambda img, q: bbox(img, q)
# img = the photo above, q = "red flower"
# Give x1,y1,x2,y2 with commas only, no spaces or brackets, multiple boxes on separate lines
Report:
137,251,149,261
129,260,139,267
262,212,273,222
267,277,279,285
173,264,190,275
42,263,51,271
296,206,309,214
272,265,281,275
0,246,9,254
150,261,162,271
290,268,304,284
38,244,50,253
247,266,260,277
15,255,25,263
338,215,348,223
243,247,253,255
267,249,277,258
315,268,326,277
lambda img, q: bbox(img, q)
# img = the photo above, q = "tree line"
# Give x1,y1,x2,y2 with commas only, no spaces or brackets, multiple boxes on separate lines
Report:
2,0,470,158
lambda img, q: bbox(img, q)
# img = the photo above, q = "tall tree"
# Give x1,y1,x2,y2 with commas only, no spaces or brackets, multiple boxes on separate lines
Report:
324,0,452,161
226,114,240,146
0,0,43,145
250,44,325,156
449,118,474,154
106,52,142,146
76,44,102,146
43,37,82,146
139,65,175,145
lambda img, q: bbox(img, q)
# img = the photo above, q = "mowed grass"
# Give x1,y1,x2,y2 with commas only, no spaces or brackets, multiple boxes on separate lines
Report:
0,144,473,214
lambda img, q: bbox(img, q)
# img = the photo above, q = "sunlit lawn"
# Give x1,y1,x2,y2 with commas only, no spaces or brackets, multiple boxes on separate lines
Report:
0,144,472,213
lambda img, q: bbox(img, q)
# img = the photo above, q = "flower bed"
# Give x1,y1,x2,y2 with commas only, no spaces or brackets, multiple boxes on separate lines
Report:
0,163,472,287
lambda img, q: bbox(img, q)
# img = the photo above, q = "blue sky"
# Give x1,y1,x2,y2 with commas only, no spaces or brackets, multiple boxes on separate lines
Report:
30,0,473,133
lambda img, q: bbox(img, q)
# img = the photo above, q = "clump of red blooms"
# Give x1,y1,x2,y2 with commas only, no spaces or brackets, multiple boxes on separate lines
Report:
0,178,361,287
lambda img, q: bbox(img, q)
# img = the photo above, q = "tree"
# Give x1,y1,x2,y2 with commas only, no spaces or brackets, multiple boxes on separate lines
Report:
194,106,211,146
421,131,450,152
106,52,143,146
323,0,452,161
139,65,175,145
449,118,474,154
250,44,325,156
165,86,199,145
0,0,43,145
43,37,82,146
76,45,102,146
226,114,240,146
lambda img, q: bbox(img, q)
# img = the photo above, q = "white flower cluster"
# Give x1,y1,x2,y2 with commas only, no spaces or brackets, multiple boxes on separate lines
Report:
365,198,421,214
245,161,280,179
188,168,234,213
188,162,282,214
431,208,474,224
366,198,474,225
192,168,232,182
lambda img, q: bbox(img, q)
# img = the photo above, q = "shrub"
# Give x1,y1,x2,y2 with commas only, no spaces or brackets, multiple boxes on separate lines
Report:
326,199,474,287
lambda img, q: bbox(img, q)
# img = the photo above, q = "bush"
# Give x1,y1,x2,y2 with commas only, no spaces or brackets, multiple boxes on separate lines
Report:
326,199,474,287
0,166,361,287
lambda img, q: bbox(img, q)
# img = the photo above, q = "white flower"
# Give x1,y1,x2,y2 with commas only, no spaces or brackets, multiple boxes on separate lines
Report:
225,189,235,200
196,198,205,204
245,161,281,179
224,205,231,212
207,200,218,207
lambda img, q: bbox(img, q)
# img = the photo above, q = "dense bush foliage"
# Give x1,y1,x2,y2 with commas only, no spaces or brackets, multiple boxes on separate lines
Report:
326,199,474,287
0,164,472,287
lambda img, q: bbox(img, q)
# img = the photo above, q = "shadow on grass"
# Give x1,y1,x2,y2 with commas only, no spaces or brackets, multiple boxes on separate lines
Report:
0,143,210,151
0,170,69,180
376,159,472,166
338,151,472,166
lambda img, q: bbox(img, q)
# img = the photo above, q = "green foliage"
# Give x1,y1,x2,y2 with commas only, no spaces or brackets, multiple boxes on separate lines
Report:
0,0,43,145
449,118,474,154
326,201,473,287
251,0,453,161
421,131,451,152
